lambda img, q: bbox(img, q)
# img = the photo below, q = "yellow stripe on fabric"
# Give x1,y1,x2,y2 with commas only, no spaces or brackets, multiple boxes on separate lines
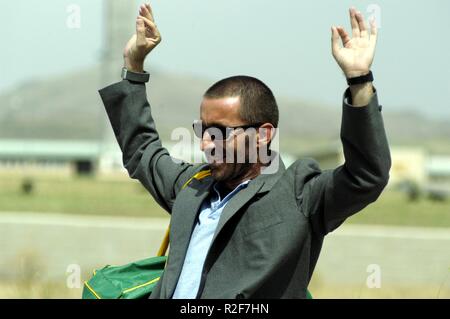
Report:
122,277,160,294
181,169,211,189
84,281,101,299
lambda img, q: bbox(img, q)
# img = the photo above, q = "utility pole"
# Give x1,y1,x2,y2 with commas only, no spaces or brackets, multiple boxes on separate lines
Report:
98,0,136,173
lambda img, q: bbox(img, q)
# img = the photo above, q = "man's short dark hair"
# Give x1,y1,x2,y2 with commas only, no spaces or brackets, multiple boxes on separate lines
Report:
204,76,279,127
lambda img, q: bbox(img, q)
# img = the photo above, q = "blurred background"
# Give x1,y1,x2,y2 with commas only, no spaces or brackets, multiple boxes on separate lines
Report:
0,0,449,298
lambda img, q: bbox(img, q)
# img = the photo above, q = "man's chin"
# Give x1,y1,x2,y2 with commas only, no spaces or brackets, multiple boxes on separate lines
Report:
209,163,227,181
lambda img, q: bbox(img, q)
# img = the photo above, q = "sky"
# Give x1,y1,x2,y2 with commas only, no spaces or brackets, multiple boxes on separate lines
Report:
1,0,450,120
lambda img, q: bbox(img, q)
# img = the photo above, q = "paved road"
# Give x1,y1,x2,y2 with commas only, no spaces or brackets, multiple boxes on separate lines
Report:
0,212,449,297
315,224,450,297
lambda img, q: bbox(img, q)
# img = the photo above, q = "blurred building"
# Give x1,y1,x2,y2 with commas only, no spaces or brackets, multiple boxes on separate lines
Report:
303,143,450,200
424,155,450,200
0,0,135,175
0,139,103,175
388,147,427,186
303,144,448,186
426,156,450,181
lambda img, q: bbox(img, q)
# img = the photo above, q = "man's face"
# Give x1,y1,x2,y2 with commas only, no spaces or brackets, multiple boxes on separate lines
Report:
199,96,256,182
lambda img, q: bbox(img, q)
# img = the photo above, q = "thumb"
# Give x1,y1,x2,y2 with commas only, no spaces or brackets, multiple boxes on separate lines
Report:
331,26,340,56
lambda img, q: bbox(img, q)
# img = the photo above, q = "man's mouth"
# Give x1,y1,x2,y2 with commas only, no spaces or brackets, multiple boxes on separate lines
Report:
208,158,221,166
205,148,220,164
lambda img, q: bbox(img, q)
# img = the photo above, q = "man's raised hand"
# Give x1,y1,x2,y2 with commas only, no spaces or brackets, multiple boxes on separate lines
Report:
123,3,162,72
331,8,377,79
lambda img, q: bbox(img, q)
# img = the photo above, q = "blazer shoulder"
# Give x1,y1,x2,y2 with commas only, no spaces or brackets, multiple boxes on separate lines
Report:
290,158,322,181
178,163,211,190
287,158,323,205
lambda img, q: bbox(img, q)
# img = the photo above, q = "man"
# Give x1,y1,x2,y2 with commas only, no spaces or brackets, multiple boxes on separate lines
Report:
99,3,391,299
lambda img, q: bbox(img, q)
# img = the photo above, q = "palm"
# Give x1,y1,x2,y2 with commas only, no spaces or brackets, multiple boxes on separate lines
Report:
123,4,161,64
332,8,377,78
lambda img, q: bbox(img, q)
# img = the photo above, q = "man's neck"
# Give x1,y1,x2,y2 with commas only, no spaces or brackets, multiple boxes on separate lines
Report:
222,163,263,191
220,151,277,191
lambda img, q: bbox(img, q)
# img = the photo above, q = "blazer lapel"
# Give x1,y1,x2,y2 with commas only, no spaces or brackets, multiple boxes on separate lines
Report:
211,157,286,245
163,175,214,298
163,156,286,298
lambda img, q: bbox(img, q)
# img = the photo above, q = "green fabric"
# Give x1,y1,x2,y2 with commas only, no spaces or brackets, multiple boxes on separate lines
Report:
83,255,313,299
82,256,166,299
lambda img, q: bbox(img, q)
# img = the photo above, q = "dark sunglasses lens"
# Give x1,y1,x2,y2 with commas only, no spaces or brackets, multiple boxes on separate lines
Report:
192,122,204,138
192,122,233,140
205,126,229,140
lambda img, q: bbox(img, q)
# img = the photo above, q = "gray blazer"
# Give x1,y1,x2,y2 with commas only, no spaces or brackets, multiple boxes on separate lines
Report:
99,80,391,299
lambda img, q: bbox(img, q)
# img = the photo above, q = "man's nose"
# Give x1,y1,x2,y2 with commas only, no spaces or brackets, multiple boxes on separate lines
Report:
200,132,215,152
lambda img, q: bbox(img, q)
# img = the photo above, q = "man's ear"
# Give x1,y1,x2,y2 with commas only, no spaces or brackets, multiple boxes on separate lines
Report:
257,123,275,148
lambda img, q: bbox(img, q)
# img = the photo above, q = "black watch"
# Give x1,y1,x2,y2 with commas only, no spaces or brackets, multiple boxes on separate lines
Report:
121,67,150,83
346,71,374,86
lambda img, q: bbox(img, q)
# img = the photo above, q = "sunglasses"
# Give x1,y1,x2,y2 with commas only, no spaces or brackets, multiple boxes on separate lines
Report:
192,120,263,140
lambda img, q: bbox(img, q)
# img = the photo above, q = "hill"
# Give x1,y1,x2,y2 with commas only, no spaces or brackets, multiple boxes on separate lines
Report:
1,65,449,154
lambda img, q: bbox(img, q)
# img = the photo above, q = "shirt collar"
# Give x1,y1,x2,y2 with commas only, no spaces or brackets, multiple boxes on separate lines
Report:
212,179,251,203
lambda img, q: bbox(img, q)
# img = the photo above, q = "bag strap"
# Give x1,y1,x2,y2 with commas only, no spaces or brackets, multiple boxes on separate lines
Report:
156,169,212,257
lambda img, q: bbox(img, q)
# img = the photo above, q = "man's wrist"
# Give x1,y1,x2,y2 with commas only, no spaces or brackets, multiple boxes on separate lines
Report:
344,69,371,79
124,58,144,73
349,82,374,107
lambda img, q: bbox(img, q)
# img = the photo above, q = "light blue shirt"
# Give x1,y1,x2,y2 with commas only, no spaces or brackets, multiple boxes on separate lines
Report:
172,180,250,299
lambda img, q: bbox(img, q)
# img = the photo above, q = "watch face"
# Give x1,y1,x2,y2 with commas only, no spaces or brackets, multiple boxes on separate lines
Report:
121,68,128,80
120,68,150,82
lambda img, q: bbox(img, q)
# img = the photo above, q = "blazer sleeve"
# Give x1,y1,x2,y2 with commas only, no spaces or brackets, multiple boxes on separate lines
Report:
298,88,392,236
99,80,202,213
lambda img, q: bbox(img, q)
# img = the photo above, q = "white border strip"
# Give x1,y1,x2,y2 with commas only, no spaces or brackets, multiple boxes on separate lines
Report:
0,212,169,230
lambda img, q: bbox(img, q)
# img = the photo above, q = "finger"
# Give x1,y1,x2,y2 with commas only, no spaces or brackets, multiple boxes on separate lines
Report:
138,5,150,21
337,26,351,47
138,10,157,38
356,11,368,38
145,3,155,20
349,7,360,38
140,15,158,33
369,17,378,45
139,3,154,22
136,18,147,46
331,26,341,55
140,15,161,40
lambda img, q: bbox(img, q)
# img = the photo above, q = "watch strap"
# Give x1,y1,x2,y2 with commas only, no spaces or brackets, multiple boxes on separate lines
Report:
121,68,150,83
347,71,373,86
